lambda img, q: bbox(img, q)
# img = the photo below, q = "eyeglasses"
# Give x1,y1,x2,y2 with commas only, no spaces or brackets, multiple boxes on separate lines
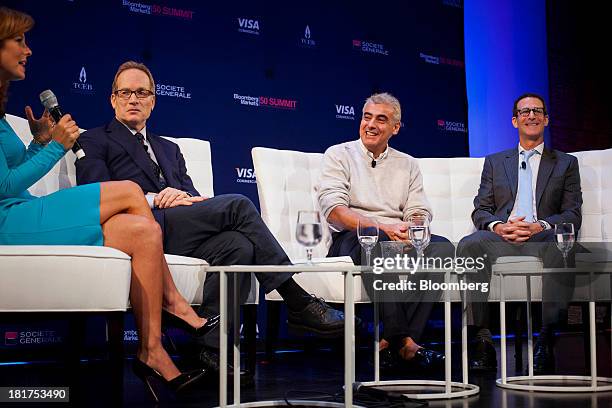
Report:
516,107,546,117
114,88,154,100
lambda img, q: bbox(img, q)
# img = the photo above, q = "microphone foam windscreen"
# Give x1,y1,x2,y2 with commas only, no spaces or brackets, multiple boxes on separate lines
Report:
39,90,58,109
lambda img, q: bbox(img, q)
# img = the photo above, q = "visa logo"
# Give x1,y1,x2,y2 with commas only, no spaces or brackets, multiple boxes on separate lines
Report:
238,18,259,30
236,168,256,179
335,105,355,115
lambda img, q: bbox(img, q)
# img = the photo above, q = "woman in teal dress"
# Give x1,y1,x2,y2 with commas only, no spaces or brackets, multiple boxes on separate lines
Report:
0,7,216,399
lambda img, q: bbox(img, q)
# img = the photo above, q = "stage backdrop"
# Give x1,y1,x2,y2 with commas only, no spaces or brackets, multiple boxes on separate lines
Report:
2,0,467,352
6,0,467,200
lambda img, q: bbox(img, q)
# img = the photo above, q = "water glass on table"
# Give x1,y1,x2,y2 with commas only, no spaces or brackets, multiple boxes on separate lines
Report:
296,210,323,264
408,213,430,261
555,222,575,268
358,217,379,267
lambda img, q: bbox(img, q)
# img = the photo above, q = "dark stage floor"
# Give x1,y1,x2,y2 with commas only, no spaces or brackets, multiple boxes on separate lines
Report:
1,337,611,407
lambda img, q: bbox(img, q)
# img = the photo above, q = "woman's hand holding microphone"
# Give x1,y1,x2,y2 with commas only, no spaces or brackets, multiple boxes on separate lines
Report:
50,113,80,151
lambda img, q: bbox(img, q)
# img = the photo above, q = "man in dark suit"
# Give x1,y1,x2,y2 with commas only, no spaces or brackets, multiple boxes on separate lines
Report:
458,93,582,374
76,61,344,375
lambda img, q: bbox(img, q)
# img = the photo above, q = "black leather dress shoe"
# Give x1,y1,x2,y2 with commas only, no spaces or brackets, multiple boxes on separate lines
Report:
533,339,555,375
287,296,346,337
378,348,400,372
199,348,254,387
406,348,445,370
469,339,497,371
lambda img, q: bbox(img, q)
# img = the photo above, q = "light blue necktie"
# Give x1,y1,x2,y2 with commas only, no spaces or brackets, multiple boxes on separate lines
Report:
516,149,537,222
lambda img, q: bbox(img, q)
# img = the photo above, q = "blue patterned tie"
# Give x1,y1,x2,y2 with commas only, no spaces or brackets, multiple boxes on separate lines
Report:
516,149,537,222
136,133,167,190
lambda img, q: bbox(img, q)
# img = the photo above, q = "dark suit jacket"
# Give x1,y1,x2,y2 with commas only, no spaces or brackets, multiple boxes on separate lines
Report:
76,118,200,230
472,147,582,231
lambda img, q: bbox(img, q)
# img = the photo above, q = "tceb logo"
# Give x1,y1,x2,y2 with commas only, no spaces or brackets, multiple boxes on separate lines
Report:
300,25,316,47
238,18,260,35
71,66,94,95
335,104,355,120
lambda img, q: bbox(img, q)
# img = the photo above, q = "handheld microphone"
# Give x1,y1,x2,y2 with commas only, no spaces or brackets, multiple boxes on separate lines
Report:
39,90,85,159
521,161,526,170
371,159,376,168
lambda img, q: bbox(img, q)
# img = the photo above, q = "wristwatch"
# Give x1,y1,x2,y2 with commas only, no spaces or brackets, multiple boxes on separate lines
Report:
537,220,547,230
32,137,49,146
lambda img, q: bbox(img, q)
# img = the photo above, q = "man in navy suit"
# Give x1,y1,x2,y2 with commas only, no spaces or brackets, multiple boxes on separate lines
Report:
458,93,582,373
76,61,344,375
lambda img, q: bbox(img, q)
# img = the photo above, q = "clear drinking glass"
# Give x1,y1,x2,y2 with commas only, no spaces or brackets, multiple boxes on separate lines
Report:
409,214,430,261
555,222,575,268
296,211,323,264
358,217,379,267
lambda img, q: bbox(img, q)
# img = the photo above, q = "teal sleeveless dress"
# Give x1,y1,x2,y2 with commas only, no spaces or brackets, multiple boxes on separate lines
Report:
0,117,103,245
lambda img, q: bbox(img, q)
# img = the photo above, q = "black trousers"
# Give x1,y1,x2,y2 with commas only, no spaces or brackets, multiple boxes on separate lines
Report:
328,230,454,343
160,194,292,348
457,229,576,329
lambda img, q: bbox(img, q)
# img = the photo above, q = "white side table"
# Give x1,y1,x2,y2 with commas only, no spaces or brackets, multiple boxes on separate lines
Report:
494,260,612,392
358,268,479,399
207,264,366,408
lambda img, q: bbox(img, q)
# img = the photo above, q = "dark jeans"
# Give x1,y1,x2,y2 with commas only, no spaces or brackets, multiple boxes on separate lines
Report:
328,230,454,343
457,229,576,329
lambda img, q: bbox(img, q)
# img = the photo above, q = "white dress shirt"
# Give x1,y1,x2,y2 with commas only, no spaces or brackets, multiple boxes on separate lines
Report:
488,142,550,231
118,122,161,208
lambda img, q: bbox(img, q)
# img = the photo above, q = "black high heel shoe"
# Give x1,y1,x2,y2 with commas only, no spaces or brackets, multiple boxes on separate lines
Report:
132,358,207,402
162,310,220,337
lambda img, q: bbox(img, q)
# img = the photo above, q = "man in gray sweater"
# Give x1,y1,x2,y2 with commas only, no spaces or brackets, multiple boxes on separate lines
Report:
316,92,454,372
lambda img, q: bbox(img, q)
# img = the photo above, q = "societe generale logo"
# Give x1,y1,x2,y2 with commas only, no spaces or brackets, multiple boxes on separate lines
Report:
4,331,18,346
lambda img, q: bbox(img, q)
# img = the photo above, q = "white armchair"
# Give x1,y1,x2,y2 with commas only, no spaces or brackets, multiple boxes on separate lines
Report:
0,114,258,373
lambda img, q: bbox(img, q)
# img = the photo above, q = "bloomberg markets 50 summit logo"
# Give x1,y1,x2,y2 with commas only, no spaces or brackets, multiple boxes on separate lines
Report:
233,93,297,110
122,1,195,20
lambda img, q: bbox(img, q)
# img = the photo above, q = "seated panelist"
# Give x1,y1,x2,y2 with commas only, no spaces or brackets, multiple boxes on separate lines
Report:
0,7,214,400
316,92,454,372
75,60,345,376
457,93,582,374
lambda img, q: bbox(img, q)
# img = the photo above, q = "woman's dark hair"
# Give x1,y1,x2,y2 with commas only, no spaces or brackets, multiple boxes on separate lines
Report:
0,7,34,117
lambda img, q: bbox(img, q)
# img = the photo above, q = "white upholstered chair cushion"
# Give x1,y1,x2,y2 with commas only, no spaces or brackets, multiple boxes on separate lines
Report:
252,147,366,302
0,246,131,311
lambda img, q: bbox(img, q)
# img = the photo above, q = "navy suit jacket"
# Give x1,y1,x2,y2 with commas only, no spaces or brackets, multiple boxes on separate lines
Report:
471,147,582,232
76,118,200,231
